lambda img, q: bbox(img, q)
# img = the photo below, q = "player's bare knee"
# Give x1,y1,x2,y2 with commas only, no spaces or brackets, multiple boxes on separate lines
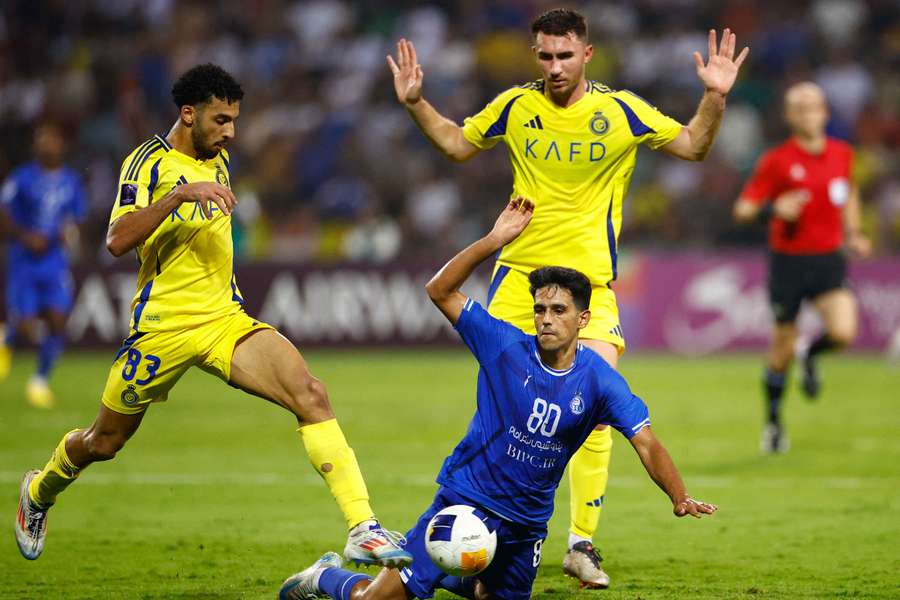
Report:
287,375,332,418
84,430,128,461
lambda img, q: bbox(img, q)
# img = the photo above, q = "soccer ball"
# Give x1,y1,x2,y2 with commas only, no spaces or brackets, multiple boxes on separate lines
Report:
424,505,497,577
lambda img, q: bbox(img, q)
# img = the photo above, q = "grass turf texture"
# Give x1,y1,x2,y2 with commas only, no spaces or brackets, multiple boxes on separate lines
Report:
1,350,898,599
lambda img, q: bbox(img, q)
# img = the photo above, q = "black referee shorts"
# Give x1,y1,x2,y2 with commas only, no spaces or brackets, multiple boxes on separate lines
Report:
768,251,847,324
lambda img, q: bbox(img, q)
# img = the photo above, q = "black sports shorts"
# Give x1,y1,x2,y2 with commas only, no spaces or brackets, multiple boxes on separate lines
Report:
768,251,847,324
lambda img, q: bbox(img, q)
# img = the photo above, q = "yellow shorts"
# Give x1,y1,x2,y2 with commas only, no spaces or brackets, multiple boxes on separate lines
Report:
486,265,626,353
101,311,273,415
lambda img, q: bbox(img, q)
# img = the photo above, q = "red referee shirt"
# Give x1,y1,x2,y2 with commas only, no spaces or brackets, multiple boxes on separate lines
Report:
740,137,853,254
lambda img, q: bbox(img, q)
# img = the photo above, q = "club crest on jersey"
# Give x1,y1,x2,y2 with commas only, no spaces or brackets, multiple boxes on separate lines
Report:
570,393,585,415
215,165,229,187
589,111,610,136
121,384,140,407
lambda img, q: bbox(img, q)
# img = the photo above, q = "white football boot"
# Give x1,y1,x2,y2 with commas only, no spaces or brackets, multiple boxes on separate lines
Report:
278,551,343,600
563,541,611,589
15,470,49,560
344,520,413,568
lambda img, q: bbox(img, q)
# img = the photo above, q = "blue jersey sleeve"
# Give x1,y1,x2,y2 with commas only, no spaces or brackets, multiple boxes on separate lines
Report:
594,369,651,439
453,298,527,363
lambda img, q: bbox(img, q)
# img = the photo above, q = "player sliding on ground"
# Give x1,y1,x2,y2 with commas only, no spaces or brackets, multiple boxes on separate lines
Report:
14,64,411,569
388,8,746,587
279,198,717,600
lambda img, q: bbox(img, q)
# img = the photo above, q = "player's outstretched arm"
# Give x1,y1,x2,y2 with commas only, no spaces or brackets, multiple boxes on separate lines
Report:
661,28,749,162
629,426,718,519
426,197,534,324
386,38,480,162
106,182,235,257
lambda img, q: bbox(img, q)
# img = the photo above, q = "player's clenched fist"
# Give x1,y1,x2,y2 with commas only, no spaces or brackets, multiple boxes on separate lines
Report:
175,181,237,217
386,38,424,106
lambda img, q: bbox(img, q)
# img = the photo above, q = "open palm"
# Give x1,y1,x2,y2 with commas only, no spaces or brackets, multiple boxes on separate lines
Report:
386,38,423,105
694,28,749,96
490,197,534,246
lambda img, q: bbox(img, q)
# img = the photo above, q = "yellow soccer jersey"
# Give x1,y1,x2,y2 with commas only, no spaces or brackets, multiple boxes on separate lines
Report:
463,80,683,285
109,135,244,332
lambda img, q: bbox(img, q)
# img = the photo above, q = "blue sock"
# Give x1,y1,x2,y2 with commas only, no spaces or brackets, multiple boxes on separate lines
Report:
439,575,476,599
318,568,371,600
37,334,64,378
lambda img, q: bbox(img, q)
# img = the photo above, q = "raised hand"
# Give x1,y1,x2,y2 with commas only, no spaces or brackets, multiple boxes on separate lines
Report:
489,197,534,246
693,28,749,96
386,38,424,106
674,496,718,519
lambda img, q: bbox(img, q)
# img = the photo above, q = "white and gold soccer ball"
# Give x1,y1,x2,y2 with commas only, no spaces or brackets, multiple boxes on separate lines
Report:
424,505,497,577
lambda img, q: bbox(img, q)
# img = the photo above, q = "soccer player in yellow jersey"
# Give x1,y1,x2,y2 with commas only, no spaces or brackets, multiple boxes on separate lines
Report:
15,64,412,569
388,8,748,588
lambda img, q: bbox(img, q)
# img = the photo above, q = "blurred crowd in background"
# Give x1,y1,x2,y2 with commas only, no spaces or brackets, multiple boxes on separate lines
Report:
0,0,898,264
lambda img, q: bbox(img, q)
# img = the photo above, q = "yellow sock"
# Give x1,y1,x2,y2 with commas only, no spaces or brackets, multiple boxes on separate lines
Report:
568,426,613,540
29,430,83,508
299,419,374,529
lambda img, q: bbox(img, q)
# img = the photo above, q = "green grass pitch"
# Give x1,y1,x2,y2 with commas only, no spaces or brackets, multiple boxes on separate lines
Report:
1,350,898,599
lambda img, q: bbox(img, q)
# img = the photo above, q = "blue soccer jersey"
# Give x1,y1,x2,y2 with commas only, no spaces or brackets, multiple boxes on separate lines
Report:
436,298,650,527
1,161,87,269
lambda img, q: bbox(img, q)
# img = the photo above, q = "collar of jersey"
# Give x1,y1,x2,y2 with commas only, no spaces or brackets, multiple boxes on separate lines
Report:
167,144,217,165
538,80,594,112
532,341,582,376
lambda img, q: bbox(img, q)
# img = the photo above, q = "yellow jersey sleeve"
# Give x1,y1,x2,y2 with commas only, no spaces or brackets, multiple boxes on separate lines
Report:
109,138,167,224
462,88,525,150
609,90,683,150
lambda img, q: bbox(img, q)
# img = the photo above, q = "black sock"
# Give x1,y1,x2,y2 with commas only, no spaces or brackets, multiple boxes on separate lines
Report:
764,367,787,425
807,334,837,359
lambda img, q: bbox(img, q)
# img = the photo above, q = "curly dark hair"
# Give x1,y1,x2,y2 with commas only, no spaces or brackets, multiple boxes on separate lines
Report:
529,266,592,311
531,8,588,40
171,63,244,108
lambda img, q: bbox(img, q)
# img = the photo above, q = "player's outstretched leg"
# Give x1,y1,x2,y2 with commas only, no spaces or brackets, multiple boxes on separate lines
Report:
281,559,410,600
564,426,612,588
228,328,412,568
14,406,145,560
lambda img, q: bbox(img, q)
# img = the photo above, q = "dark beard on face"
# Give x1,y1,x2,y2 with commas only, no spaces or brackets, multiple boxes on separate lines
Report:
191,126,219,160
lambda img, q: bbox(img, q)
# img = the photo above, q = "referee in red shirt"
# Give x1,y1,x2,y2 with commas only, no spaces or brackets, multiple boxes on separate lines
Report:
734,82,871,453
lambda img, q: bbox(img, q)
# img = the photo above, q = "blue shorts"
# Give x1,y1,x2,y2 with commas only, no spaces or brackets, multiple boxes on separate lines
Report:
6,263,74,322
399,487,547,600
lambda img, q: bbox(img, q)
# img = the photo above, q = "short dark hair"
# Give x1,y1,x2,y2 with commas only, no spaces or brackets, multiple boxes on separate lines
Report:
531,8,588,40
171,63,244,108
529,266,592,311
